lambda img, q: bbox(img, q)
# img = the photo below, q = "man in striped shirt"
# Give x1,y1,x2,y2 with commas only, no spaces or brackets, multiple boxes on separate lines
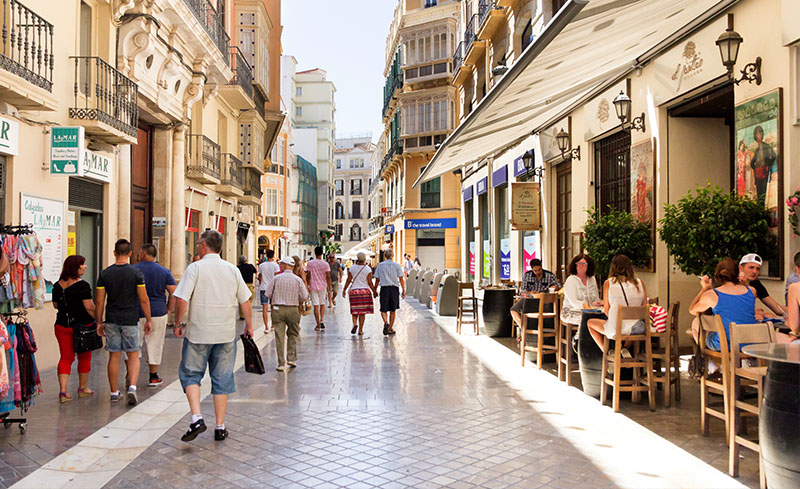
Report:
265,256,309,371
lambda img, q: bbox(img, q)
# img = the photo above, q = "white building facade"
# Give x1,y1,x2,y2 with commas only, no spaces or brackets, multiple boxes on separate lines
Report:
333,137,376,253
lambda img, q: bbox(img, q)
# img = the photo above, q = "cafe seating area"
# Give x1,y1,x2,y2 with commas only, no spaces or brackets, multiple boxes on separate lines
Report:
402,269,800,489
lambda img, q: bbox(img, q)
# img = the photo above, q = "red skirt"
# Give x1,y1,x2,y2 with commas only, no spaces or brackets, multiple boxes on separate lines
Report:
349,288,374,315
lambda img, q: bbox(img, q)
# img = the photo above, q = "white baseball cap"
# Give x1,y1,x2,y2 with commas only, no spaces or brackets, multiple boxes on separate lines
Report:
279,256,295,265
739,253,763,266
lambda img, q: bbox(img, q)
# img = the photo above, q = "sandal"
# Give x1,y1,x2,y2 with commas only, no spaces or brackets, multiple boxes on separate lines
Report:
77,387,94,398
59,392,72,403
351,325,358,334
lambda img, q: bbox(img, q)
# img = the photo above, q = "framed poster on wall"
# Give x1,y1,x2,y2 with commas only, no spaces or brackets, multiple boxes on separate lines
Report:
630,138,656,272
734,88,783,278
511,183,541,231
20,193,65,301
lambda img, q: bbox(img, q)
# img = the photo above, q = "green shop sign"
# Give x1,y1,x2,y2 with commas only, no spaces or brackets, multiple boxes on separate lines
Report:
50,126,84,175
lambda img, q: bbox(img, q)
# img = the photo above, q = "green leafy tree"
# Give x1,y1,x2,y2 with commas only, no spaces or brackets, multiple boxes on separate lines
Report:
325,241,342,256
582,207,652,277
658,184,776,277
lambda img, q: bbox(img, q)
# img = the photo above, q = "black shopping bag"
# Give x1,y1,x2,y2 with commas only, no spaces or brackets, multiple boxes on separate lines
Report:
240,334,265,375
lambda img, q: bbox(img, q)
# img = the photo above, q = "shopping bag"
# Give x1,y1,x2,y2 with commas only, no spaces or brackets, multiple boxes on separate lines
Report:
240,334,265,375
73,322,103,353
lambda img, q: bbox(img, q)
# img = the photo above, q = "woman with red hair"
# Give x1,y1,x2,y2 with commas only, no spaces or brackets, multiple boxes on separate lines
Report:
52,255,96,403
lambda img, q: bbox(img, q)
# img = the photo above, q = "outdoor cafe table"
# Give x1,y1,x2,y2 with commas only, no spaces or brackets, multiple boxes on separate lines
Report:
741,343,800,489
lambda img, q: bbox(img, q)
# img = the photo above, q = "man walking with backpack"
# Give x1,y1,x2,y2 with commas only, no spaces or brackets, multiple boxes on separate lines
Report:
95,239,152,406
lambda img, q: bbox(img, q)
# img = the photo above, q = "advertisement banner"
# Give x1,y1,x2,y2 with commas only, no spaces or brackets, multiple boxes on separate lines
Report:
20,193,65,300
511,182,541,231
523,233,541,272
500,238,511,280
469,242,475,276
482,239,491,278
50,126,84,175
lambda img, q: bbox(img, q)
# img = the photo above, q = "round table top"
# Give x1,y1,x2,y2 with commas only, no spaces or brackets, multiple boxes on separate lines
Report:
742,343,800,364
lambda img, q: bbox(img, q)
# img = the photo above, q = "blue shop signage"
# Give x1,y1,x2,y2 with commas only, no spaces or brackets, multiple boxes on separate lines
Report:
405,218,458,230
492,165,508,188
463,185,473,202
476,177,488,195
385,224,395,234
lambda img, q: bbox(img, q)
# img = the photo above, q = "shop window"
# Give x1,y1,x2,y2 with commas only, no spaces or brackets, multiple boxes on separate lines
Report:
495,185,509,279
479,194,489,279
185,209,201,266
595,131,631,216
465,199,474,281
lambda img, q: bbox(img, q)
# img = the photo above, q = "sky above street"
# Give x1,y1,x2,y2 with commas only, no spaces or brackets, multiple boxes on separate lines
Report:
281,1,396,143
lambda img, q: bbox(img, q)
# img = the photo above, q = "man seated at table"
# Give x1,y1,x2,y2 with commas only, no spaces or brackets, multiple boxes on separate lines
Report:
510,259,561,335
738,253,786,319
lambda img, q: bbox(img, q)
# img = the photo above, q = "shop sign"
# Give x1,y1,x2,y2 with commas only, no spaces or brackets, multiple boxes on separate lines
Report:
405,218,457,229
0,116,19,156
384,224,395,234
482,239,491,279
152,217,167,228
492,165,508,188
20,193,65,301
584,81,626,140
500,238,511,280
81,149,113,183
523,233,541,272
513,154,531,177
67,232,76,256
50,126,84,175
511,182,541,231
476,177,488,196
652,17,726,100
463,185,473,202
469,242,476,276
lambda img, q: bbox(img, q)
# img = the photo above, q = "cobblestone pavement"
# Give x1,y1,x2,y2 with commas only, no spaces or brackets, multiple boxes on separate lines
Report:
104,300,625,489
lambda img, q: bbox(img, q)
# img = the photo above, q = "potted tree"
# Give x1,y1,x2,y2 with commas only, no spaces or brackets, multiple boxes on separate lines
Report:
578,207,652,397
658,184,776,277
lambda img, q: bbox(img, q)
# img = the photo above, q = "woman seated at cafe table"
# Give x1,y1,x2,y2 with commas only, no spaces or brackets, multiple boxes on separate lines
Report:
780,252,800,344
689,258,757,351
586,255,647,353
561,254,603,327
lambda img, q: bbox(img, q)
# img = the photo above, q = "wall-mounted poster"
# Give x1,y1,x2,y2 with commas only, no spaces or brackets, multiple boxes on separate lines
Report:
500,238,511,280
523,232,540,272
482,239,491,279
469,242,476,277
735,89,782,277
630,138,656,272
511,182,541,230
20,193,65,301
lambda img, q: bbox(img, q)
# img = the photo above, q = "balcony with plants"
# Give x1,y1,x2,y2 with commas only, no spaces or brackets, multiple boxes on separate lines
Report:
69,56,138,144
0,0,57,110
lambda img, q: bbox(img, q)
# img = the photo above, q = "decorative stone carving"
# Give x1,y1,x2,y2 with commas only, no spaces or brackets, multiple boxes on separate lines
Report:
117,15,157,80
183,63,207,119
112,0,137,22
203,84,218,107
157,51,181,91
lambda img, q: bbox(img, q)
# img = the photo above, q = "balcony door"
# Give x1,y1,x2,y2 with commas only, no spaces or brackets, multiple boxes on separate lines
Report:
131,124,153,261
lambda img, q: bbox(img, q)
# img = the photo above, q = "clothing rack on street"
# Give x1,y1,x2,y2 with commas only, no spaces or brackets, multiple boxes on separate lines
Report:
0,224,34,236
0,309,38,434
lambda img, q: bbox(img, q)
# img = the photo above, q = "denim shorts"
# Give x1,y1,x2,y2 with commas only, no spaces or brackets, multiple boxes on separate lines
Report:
104,323,141,353
260,290,270,305
178,339,236,395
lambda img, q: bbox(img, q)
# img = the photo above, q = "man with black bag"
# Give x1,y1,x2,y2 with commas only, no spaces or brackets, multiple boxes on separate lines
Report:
173,230,253,442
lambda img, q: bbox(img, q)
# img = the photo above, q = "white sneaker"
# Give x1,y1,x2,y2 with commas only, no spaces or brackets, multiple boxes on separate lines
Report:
276,365,286,372
287,361,297,368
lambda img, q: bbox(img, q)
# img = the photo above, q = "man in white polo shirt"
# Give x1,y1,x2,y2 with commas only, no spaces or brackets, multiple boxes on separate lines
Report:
173,230,253,443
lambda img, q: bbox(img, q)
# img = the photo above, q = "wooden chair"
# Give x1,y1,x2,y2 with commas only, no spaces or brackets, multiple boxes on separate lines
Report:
698,315,731,441
456,282,479,335
728,322,775,488
650,302,681,407
520,293,559,368
600,305,655,412
557,295,579,385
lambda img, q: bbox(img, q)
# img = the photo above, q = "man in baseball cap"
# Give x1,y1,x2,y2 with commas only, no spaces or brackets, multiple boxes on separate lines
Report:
739,253,786,318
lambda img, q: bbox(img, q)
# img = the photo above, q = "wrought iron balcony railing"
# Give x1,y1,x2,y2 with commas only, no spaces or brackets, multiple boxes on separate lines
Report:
186,134,221,180
229,46,253,100
380,139,403,177
1,0,53,91
220,153,244,189
478,0,495,26
183,0,230,64
382,71,403,117
69,56,138,138
244,167,262,199
464,13,479,48
452,41,464,75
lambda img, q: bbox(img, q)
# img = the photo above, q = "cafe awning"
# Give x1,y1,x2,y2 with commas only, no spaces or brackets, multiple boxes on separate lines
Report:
344,234,380,258
414,0,737,187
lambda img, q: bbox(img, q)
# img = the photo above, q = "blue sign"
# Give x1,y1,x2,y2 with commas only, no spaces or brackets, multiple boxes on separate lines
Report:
463,185,473,202
476,177,488,195
500,238,511,280
513,149,535,177
492,165,508,188
385,224,395,234
405,218,458,230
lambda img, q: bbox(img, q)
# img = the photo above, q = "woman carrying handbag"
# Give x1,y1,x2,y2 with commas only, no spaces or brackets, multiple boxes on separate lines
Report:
52,255,98,403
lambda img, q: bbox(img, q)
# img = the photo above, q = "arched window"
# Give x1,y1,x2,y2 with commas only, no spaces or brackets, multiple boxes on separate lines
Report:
350,224,361,242
335,201,344,220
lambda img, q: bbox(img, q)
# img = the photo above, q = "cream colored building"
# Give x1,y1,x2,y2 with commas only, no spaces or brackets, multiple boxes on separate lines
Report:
379,0,462,272
422,0,800,347
333,137,375,253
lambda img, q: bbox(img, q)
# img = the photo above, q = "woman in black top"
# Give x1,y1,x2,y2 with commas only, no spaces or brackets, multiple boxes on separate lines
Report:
52,255,96,403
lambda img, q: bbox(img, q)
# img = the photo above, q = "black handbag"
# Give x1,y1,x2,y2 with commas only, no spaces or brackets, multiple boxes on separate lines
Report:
59,284,103,354
240,334,265,375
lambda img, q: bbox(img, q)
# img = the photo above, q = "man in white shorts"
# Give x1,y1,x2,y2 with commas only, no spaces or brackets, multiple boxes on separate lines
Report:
305,246,332,331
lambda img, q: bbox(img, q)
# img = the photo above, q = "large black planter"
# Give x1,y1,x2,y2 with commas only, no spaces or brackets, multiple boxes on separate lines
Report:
761,360,800,488
482,288,515,337
577,310,606,398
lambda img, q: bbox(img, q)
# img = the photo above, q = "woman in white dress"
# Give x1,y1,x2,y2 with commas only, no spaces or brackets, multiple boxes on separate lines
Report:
587,254,647,352
560,254,602,327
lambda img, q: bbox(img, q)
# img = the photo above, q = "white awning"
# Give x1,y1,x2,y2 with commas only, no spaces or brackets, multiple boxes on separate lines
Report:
415,0,737,187
344,235,380,258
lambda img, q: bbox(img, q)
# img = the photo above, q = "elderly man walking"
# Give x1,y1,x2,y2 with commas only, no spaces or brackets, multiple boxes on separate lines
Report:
373,249,406,336
173,230,253,442
265,256,308,371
